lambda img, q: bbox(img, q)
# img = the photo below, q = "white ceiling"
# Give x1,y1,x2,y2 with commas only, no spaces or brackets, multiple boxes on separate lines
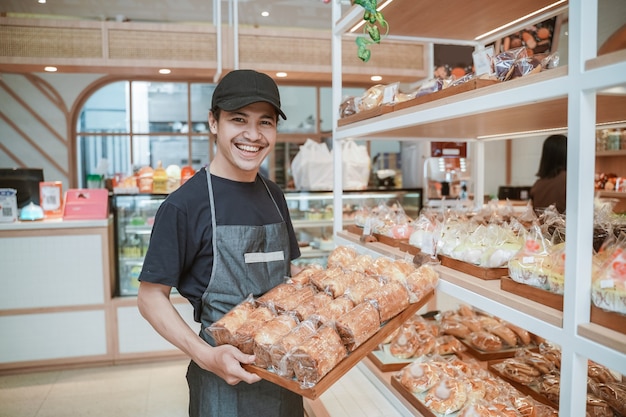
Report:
1,0,350,30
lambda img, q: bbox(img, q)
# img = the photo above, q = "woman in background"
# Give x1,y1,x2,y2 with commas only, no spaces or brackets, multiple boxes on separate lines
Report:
530,134,568,213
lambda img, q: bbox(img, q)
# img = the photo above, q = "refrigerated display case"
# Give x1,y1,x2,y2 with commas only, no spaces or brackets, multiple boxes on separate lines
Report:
112,194,165,296
111,189,422,294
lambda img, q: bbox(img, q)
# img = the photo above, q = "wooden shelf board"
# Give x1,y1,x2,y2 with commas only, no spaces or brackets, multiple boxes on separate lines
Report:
578,323,626,356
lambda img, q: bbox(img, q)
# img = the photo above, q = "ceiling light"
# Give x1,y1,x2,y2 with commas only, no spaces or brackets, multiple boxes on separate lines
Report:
159,68,171,74
276,72,287,78
38,0,46,3
474,0,566,41
261,11,270,17
371,75,382,82
44,66,57,72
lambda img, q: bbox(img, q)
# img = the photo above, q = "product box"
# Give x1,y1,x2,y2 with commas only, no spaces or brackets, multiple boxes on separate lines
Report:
0,188,18,222
63,188,109,220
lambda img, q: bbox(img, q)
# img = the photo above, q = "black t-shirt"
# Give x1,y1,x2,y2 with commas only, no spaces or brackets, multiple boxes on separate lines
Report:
139,167,301,321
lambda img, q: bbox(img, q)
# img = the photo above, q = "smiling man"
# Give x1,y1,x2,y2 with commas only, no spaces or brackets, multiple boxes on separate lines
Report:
137,70,304,417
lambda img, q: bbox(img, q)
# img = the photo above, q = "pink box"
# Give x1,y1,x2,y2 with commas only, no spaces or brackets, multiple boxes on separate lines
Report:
63,189,109,220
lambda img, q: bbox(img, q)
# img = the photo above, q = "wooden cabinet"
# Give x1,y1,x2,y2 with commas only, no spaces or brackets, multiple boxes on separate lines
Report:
330,1,626,416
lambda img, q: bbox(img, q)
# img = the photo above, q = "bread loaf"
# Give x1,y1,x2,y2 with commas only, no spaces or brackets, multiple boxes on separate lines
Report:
343,276,382,304
310,296,354,324
207,301,256,346
335,301,380,351
270,319,318,378
365,280,410,323
256,282,297,308
272,285,316,314
253,315,298,368
291,325,347,386
233,306,275,354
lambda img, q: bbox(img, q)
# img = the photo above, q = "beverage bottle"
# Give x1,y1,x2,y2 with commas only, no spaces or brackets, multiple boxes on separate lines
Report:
152,161,168,194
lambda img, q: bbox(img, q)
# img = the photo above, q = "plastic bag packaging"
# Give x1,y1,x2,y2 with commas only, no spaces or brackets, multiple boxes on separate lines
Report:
252,314,298,369
290,139,334,190
205,295,257,346
341,139,371,190
335,300,380,352
270,319,319,378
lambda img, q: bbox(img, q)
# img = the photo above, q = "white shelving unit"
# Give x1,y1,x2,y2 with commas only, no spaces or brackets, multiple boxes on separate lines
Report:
330,1,626,416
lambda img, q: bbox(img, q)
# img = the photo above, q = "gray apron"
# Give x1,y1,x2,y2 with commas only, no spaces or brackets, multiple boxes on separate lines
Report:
186,169,303,417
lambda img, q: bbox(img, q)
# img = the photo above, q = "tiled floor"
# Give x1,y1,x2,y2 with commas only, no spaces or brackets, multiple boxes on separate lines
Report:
0,360,190,417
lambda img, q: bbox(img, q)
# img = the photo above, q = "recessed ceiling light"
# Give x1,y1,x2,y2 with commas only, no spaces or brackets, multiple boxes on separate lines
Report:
38,0,46,4
276,72,287,78
159,68,171,74
371,75,382,82
261,11,269,17
44,66,57,72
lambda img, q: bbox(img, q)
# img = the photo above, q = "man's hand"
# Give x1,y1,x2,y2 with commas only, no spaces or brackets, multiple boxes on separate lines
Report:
197,344,262,385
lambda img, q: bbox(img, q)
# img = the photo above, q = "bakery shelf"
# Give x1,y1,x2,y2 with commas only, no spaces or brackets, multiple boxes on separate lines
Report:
595,150,626,157
577,323,626,374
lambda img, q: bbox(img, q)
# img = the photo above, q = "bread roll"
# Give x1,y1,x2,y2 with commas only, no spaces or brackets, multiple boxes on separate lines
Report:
365,280,410,323
469,330,503,352
291,325,347,386
252,315,298,368
440,319,471,339
270,320,318,378
389,324,420,358
309,267,344,292
207,301,256,346
487,324,519,347
367,256,393,276
382,259,416,285
344,254,375,274
335,301,380,351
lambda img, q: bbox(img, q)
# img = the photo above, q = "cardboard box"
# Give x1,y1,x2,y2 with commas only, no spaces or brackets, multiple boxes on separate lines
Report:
63,189,109,220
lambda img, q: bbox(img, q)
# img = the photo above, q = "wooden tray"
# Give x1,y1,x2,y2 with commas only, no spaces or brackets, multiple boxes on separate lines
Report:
243,290,435,399
344,224,363,235
501,276,563,311
337,104,394,126
373,234,408,248
367,344,416,372
488,361,559,409
390,373,439,417
590,304,626,335
398,241,421,255
393,78,501,111
459,337,538,361
439,255,508,280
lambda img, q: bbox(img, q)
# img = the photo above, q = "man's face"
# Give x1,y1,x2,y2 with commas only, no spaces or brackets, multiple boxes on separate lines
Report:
209,101,278,181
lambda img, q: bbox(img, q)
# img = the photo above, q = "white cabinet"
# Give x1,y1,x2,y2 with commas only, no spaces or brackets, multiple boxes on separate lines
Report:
331,1,626,415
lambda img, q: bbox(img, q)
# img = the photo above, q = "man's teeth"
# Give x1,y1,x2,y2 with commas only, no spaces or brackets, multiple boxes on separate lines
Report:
237,144,260,152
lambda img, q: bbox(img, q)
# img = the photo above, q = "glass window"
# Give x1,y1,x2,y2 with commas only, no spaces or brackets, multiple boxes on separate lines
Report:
77,81,129,133
277,86,317,133
132,82,189,134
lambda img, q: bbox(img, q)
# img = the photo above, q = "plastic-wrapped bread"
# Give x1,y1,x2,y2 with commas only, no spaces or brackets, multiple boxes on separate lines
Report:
334,301,380,352
314,270,361,298
252,314,298,368
310,296,354,325
389,324,420,358
326,245,358,268
344,254,375,274
309,267,344,291
272,285,316,314
270,319,318,378
206,300,256,346
382,259,416,285
405,264,439,301
290,325,347,387
290,264,323,286
343,276,383,304
293,292,333,321
365,280,410,323
232,306,275,354
367,256,393,276
256,282,297,308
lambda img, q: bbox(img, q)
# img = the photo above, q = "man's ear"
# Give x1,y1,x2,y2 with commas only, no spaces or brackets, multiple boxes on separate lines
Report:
208,111,218,134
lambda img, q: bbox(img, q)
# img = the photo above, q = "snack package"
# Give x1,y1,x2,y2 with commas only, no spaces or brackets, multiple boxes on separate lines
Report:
591,236,626,314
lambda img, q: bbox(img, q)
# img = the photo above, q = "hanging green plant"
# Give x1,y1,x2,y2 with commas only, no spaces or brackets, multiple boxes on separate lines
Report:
352,0,389,62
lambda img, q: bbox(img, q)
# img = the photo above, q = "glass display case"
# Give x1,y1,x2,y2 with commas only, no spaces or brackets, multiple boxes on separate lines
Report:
112,194,166,296
111,189,422,294
285,188,422,266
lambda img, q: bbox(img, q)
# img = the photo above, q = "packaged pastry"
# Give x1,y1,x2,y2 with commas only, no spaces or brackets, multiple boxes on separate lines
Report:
405,264,439,300
252,314,298,368
357,84,385,112
588,379,626,416
290,325,347,387
399,361,441,393
315,270,361,298
591,239,626,314
381,258,416,285
232,306,275,354
290,264,324,286
272,285,316,314
586,394,615,417
365,280,410,323
255,282,298,308
388,324,420,358
326,245,358,269
344,254,375,274
309,296,354,325
206,298,256,346
293,291,333,322
508,225,554,289
343,276,383,304
468,330,503,352
434,335,465,356
424,377,468,415
495,358,541,385
335,301,380,352
270,319,319,378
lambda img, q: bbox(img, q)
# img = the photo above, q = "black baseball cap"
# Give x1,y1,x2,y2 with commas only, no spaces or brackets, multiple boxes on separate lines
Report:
211,69,287,120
